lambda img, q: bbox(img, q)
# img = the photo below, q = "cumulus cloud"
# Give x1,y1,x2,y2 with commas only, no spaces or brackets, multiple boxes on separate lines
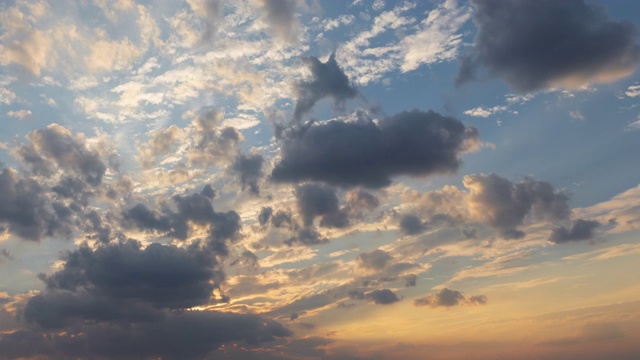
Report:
414,288,487,307
398,173,571,239
124,189,240,253
549,219,601,244
273,110,480,188
356,249,393,271
463,105,507,118
230,153,264,195
459,0,640,92
295,183,348,228
365,289,400,305
626,84,640,97
188,109,242,167
7,109,32,119
14,124,107,185
293,53,359,122
464,174,571,239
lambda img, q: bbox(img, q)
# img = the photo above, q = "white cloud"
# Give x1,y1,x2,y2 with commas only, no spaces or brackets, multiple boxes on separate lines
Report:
569,111,585,121
625,84,640,98
400,0,471,72
0,87,17,105
7,109,32,119
463,105,507,118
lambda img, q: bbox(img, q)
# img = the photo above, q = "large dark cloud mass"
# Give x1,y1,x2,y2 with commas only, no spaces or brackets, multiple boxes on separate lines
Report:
459,0,640,92
0,239,290,359
273,110,479,188
549,219,601,243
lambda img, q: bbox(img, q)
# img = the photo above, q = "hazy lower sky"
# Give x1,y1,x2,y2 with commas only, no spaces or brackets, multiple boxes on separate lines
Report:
1,0,640,359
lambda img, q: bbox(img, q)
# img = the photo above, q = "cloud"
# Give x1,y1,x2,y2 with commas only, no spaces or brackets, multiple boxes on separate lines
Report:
549,219,601,244
295,183,349,228
463,105,507,118
0,168,74,241
260,0,300,42
399,214,427,236
293,54,359,122
7,109,32,119
459,0,640,92
626,84,640,97
400,0,471,72
14,124,107,185
414,288,487,307
273,110,480,188
365,289,400,305
230,153,264,195
187,109,242,167
0,238,291,359
356,249,393,271
464,174,571,239
124,189,241,253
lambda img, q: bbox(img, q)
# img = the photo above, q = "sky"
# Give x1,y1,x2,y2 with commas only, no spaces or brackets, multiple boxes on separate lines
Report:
0,0,640,359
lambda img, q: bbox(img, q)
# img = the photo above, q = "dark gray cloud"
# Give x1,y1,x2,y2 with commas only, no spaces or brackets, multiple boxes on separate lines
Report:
124,190,241,252
0,168,74,241
549,219,601,244
403,274,417,287
295,183,349,228
399,214,427,236
460,0,640,92
273,110,479,188
14,124,106,186
188,109,242,166
258,206,273,226
0,311,290,360
414,288,487,307
464,174,570,239
293,53,358,122
356,249,393,271
1,237,290,359
231,153,264,195
365,289,400,305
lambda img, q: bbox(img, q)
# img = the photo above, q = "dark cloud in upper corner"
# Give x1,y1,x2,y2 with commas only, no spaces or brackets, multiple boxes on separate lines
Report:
414,288,487,308
293,53,359,122
230,153,264,195
549,219,601,244
365,289,400,305
458,0,640,92
272,110,480,188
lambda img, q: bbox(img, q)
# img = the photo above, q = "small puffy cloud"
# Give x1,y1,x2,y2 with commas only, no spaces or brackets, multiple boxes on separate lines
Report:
399,214,427,236
569,111,585,121
549,219,601,244
625,84,640,98
356,249,393,271
414,288,487,307
230,153,264,195
295,183,348,228
365,289,400,305
7,109,32,119
459,0,640,92
0,87,17,104
463,105,507,118
273,110,480,188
